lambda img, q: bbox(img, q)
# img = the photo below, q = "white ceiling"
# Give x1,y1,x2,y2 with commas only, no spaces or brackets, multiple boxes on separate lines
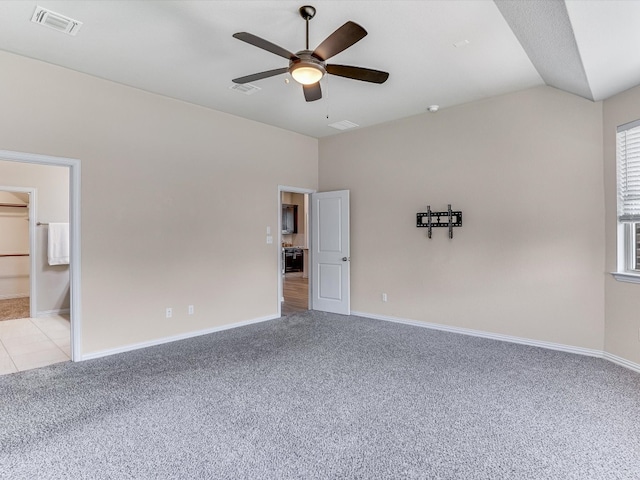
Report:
0,1,637,138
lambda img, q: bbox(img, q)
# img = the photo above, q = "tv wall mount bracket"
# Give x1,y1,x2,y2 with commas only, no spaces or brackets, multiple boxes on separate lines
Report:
416,204,462,239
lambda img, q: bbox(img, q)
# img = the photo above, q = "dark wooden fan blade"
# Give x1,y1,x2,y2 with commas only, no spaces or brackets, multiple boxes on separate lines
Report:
232,68,288,84
303,82,322,102
326,64,389,84
312,21,367,61
233,32,297,60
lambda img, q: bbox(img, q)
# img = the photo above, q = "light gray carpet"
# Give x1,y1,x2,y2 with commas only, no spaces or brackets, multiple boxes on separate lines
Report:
1,311,640,479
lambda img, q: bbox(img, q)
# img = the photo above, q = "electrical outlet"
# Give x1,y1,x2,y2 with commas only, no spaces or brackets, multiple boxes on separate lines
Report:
382,293,388,302
188,305,194,315
166,307,172,319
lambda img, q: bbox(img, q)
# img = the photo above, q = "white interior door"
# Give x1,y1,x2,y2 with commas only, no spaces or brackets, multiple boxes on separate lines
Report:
311,190,350,314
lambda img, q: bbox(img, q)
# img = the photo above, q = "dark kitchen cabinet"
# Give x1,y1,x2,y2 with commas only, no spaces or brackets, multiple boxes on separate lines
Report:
284,248,303,272
282,204,298,234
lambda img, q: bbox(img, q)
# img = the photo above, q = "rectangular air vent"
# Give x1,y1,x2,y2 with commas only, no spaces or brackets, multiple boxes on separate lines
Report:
31,6,83,36
328,120,359,131
229,84,261,95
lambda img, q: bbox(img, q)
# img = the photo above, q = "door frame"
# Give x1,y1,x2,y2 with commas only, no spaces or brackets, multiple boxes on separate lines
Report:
0,150,81,361
0,186,37,318
278,185,315,316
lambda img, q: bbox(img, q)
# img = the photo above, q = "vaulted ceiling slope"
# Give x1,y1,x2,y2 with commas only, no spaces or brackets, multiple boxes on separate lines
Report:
0,1,637,138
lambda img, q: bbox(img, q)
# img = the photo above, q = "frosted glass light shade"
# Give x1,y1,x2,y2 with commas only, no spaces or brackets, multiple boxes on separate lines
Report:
291,65,323,85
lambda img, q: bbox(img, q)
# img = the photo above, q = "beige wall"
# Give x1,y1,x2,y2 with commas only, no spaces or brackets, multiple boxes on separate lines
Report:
2,47,632,363
603,84,640,364
0,163,70,313
319,86,605,350
0,51,318,355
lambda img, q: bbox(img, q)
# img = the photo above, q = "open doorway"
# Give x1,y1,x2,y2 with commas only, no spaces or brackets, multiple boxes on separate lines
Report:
0,150,81,374
279,187,312,316
278,187,351,316
0,170,70,374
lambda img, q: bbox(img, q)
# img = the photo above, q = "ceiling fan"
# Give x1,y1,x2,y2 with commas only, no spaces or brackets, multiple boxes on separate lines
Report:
232,5,389,102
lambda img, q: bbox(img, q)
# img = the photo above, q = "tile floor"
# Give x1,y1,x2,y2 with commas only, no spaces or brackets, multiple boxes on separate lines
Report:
0,315,70,375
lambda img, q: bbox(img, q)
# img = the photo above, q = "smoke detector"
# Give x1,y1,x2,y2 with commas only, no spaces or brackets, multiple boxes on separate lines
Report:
31,6,83,36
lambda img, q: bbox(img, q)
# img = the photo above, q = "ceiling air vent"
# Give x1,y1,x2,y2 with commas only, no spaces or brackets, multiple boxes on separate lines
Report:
229,83,261,95
328,120,359,131
31,6,83,36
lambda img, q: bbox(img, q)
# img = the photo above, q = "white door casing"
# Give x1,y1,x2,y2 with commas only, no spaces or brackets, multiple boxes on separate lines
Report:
311,190,350,315
278,185,314,314
0,150,81,361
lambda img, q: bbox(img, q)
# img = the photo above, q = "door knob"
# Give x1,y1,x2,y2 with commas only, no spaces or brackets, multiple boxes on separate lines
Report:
342,257,349,261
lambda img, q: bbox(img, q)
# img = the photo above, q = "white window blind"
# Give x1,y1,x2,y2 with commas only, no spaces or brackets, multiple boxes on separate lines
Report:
617,119,640,222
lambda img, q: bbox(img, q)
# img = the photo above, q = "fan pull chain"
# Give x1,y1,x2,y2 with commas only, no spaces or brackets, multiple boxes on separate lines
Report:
325,74,330,119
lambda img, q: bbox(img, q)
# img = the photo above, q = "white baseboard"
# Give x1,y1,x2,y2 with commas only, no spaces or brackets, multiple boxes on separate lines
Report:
0,293,29,300
353,311,640,373
81,313,280,361
603,352,640,374
352,311,603,358
78,309,640,375
358,309,640,374
37,308,70,317
351,312,603,358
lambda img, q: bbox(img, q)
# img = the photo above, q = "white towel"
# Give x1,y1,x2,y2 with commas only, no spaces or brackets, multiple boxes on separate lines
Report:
48,223,70,266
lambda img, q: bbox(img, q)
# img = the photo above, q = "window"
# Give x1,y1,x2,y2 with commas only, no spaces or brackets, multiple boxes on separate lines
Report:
615,119,640,281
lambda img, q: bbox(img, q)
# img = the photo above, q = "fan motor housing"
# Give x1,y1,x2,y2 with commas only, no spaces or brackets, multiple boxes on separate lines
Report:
290,50,325,69
289,50,326,77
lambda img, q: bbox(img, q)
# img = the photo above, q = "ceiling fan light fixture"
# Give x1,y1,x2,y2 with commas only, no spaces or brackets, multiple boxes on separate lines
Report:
231,6,389,102
290,63,324,85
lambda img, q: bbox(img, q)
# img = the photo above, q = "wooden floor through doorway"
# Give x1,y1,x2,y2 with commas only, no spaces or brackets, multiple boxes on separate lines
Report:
282,272,308,316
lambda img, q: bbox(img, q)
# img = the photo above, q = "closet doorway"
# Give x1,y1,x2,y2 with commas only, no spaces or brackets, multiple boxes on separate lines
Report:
0,150,81,374
0,188,35,321
0,188,33,321
0,179,69,374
